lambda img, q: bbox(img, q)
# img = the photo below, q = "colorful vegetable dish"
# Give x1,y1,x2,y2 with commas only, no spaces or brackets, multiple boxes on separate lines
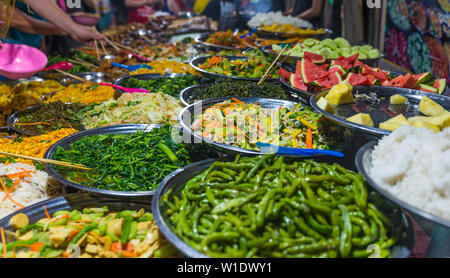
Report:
1,207,177,258
198,56,279,79
191,98,348,151
52,125,191,192
163,155,403,258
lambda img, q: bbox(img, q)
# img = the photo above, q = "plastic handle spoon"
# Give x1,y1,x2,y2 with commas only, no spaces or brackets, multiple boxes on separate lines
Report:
111,62,152,72
98,83,150,93
256,142,345,158
239,29,257,39
42,61,73,71
126,52,151,62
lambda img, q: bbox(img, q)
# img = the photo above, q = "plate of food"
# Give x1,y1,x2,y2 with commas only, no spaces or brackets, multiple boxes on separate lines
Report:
178,97,354,157
153,155,415,258
310,82,450,137
194,31,256,51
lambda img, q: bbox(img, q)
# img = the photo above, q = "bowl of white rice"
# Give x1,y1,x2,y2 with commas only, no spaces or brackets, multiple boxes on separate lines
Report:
356,126,450,257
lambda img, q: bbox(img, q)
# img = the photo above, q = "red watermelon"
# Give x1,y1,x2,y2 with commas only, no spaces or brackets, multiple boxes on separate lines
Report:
301,58,329,83
295,60,302,76
290,74,308,91
332,57,353,70
433,78,446,94
328,65,345,76
303,51,326,64
346,73,369,86
278,67,292,80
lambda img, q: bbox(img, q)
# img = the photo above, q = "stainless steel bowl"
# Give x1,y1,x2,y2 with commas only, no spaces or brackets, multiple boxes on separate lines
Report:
44,124,162,199
356,141,450,257
153,158,415,258
310,86,450,138
190,56,279,82
178,97,355,157
7,103,86,136
194,33,249,51
113,73,181,94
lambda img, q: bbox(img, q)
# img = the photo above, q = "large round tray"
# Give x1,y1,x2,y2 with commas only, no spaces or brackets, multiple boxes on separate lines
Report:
356,141,450,257
255,27,333,40
44,124,162,199
310,86,450,138
178,97,355,157
153,159,415,258
194,32,250,51
190,56,278,82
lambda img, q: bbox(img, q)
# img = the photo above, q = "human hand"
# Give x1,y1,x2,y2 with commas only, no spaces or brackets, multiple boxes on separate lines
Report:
70,24,104,43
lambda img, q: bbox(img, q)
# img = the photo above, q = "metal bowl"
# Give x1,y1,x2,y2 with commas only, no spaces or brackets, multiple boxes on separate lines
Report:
194,33,249,51
153,158,415,258
190,56,279,82
38,72,105,84
310,86,450,138
178,97,355,157
261,44,384,67
44,124,163,199
113,73,181,94
356,141,450,257
7,104,86,136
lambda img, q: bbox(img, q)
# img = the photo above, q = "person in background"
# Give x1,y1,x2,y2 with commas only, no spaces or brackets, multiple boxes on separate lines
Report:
125,0,164,23
164,0,186,14
194,0,211,14
285,0,324,27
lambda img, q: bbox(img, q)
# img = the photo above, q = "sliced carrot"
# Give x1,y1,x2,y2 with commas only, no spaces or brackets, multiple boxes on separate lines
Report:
1,227,6,258
2,179,20,202
62,251,72,258
67,230,80,243
43,205,51,219
111,242,122,252
11,247,16,258
306,128,313,149
232,98,245,105
30,242,45,252
126,243,134,253
8,197,24,209
120,251,137,258
0,179,7,192
14,122,51,126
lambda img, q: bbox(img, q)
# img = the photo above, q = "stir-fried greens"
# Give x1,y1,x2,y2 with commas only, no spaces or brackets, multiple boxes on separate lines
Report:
121,75,204,98
1,207,178,258
192,99,348,151
15,102,85,134
52,125,191,192
47,49,99,74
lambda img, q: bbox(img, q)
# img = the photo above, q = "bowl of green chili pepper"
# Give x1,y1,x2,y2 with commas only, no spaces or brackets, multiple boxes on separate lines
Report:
153,155,415,258
44,124,194,199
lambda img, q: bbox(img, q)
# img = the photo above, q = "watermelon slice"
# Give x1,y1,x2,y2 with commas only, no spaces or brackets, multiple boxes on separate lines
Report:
415,84,438,93
328,65,345,76
329,72,343,85
290,74,308,91
278,68,292,80
301,58,329,83
295,60,302,76
332,57,353,70
346,73,369,86
353,60,364,68
304,51,326,64
320,64,329,71
382,80,390,86
433,79,446,94
388,74,415,88
312,77,335,89
365,74,379,85
413,72,433,86
344,53,360,64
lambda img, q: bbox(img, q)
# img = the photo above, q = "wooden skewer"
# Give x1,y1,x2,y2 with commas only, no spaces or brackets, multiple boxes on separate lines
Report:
142,35,154,44
67,58,98,69
105,36,145,57
257,44,289,86
54,69,90,83
100,40,109,57
0,151,92,171
103,35,121,52
75,57,99,67
94,40,100,60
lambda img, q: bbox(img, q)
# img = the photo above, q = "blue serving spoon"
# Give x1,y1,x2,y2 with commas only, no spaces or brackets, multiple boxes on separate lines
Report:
256,142,345,158
239,29,257,39
111,62,152,71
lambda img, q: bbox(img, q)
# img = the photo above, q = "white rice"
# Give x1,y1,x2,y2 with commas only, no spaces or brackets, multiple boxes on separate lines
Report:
247,11,313,29
369,126,450,222
0,163,61,218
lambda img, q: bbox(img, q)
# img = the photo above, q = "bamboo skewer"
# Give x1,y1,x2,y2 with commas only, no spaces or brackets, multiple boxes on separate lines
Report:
142,35,154,44
67,58,98,69
100,40,109,57
94,40,100,60
103,36,121,52
54,69,90,83
0,151,92,171
257,44,289,86
105,36,145,56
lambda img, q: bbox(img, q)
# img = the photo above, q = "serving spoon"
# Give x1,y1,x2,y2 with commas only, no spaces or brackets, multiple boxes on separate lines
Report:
42,61,73,71
256,142,345,158
111,62,152,72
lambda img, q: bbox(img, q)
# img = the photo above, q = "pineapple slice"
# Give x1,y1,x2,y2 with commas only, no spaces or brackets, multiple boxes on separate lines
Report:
325,81,355,106
427,111,450,130
379,114,409,131
316,97,336,113
346,113,374,127
408,116,440,133
418,96,445,117
390,94,408,105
